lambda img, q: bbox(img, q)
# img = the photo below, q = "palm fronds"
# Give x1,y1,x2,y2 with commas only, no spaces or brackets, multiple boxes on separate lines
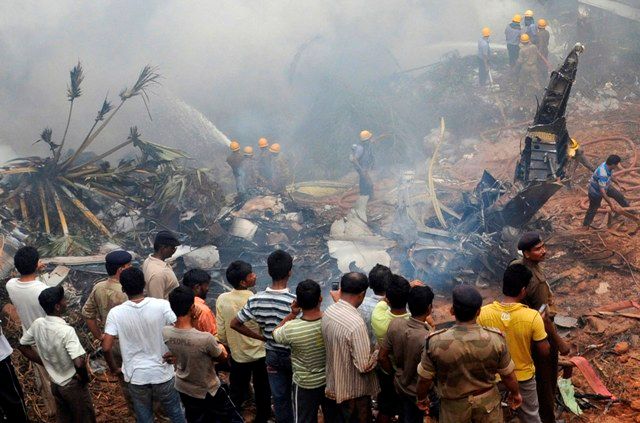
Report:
67,62,84,101
35,128,59,154
119,65,161,119
96,96,113,121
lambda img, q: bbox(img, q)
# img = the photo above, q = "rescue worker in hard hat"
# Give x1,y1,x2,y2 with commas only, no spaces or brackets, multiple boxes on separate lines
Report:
505,15,523,67
268,143,292,193
240,146,257,195
226,140,246,195
536,19,551,80
516,34,541,100
256,137,274,189
349,130,375,222
523,10,538,45
567,138,595,174
478,27,492,86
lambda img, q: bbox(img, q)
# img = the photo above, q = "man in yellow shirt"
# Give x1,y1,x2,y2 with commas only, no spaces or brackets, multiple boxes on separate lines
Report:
478,263,550,423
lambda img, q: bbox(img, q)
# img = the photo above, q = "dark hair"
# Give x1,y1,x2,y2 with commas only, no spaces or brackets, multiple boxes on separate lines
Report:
606,155,621,166
386,274,411,309
340,272,368,294
120,267,146,297
502,264,532,297
183,269,211,289
452,285,482,322
267,250,293,281
105,262,120,276
225,261,253,289
408,285,434,316
38,285,64,315
168,286,195,317
14,246,39,275
296,279,321,310
368,264,392,295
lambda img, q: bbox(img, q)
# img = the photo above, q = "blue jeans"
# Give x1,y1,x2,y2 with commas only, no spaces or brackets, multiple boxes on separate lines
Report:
126,378,186,423
265,349,293,423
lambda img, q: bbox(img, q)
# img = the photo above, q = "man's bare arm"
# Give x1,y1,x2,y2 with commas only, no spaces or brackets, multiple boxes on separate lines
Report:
230,317,267,342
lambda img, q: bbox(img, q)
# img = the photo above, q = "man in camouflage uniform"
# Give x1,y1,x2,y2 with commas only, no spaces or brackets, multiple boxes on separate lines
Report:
516,34,541,101
513,232,570,423
415,285,522,423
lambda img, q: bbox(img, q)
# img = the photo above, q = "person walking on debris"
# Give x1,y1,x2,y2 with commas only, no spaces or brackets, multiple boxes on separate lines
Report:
257,137,274,188
102,267,186,423
523,10,538,45
182,269,217,336
323,272,380,423
6,246,57,417
583,154,630,228
227,141,246,196
241,146,257,194
516,34,541,99
163,286,240,423
231,250,296,423
512,232,570,423
379,285,435,423
505,15,523,67
415,285,522,423
350,130,375,222
478,263,551,423
143,230,180,300
19,286,97,423
218,261,271,423
477,27,492,86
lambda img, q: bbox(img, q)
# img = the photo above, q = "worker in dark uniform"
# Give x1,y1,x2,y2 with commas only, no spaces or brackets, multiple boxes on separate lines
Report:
416,285,522,423
478,27,492,86
523,10,538,45
226,140,245,195
536,19,551,80
349,130,375,222
268,143,291,194
505,15,523,67
256,137,273,189
241,146,257,195
512,232,570,423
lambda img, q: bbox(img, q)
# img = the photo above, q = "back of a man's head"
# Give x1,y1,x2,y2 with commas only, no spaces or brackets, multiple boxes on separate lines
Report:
296,279,321,310
452,285,483,322
340,272,369,295
267,249,293,281
182,268,211,289
168,286,195,317
120,267,146,297
38,285,65,315
606,154,621,166
14,246,39,276
408,285,434,316
368,264,392,295
225,260,252,289
502,264,532,297
386,274,411,309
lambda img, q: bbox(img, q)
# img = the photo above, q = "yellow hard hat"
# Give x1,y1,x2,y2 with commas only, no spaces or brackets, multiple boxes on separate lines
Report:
258,137,269,148
269,143,281,153
524,10,534,18
568,138,580,157
482,27,491,37
243,146,254,156
520,33,530,43
360,130,373,141
230,140,240,151
538,19,547,28
512,14,522,23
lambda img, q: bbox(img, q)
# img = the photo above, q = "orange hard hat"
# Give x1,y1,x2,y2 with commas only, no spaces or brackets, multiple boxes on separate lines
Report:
359,130,373,141
258,137,269,148
482,27,491,37
520,33,530,43
229,140,240,151
243,146,254,156
524,9,534,18
512,14,522,23
538,19,547,28
269,143,281,153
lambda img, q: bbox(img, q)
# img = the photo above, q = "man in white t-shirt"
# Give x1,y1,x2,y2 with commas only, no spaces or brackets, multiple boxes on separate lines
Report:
102,267,185,423
5,246,56,416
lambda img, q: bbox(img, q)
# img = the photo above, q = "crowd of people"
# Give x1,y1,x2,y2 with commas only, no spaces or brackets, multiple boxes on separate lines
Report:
0,229,569,423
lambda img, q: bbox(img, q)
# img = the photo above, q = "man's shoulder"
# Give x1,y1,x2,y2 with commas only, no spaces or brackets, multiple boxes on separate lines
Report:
387,315,409,332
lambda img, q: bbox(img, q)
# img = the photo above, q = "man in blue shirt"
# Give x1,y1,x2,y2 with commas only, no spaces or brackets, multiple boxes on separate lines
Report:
583,154,629,227
505,15,523,67
478,27,491,86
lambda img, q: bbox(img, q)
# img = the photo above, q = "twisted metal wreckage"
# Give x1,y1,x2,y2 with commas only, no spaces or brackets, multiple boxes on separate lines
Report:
406,44,585,283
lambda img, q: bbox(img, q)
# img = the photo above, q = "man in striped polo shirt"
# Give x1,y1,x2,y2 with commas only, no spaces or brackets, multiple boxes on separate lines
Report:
273,279,336,423
231,250,296,423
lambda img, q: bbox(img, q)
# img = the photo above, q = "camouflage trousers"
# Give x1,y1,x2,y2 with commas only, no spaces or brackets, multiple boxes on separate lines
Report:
439,385,502,423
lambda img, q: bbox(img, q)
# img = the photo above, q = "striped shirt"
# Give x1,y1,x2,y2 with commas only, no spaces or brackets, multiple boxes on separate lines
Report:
236,287,296,352
273,318,325,389
322,300,380,403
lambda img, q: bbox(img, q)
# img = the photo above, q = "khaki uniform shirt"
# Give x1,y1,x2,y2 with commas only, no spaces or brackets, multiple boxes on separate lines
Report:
142,255,179,300
81,277,128,325
383,317,432,397
417,324,515,400
518,43,539,68
512,258,554,313
537,29,550,58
